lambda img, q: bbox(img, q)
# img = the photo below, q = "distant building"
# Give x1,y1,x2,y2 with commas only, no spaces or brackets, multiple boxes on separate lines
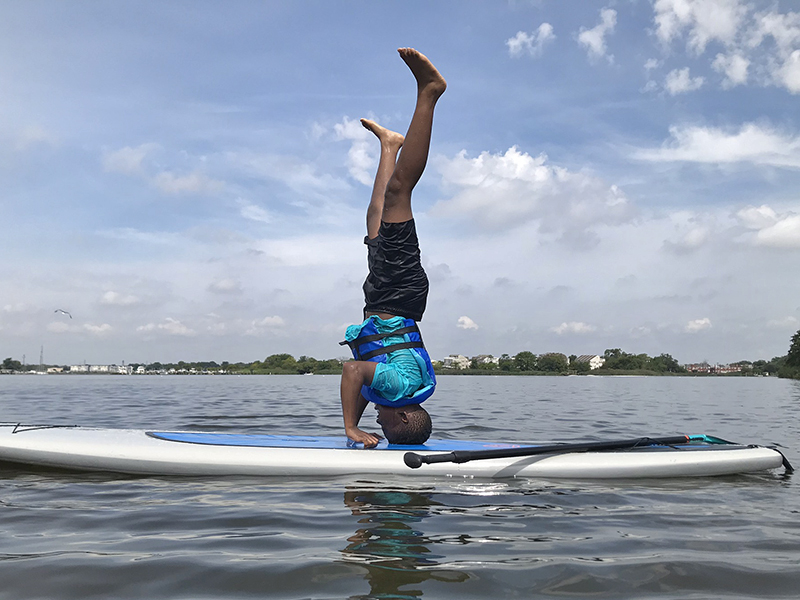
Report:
714,363,743,374
573,355,605,370
442,354,470,370
685,363,742,374
68,364,131,374
472,355,500,366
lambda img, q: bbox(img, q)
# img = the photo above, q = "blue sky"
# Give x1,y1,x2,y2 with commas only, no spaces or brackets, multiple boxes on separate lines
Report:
2,0,799,366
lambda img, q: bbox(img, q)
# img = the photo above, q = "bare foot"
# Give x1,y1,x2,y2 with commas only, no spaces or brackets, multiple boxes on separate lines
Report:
361,118,404,149
398,48,447,98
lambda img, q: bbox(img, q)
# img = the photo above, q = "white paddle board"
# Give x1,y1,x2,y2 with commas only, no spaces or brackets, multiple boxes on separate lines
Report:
0,424,788,479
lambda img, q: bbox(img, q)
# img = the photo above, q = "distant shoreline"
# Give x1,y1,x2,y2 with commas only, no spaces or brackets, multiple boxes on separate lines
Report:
0,369,781,378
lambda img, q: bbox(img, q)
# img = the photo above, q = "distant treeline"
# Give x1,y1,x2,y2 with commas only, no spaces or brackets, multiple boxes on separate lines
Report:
0,355,342,375
451,350,687,375
450,348,796,378
782,329,800,379
241,343,800,378
230,354,343,374
3,328,799,379
132,355,344,375
451,351,675,375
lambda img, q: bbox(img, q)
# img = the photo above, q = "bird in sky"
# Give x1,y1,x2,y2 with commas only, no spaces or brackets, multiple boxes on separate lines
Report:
54,309,72,319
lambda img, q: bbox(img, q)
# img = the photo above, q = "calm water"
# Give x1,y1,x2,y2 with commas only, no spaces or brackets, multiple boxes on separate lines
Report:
1,374,799,599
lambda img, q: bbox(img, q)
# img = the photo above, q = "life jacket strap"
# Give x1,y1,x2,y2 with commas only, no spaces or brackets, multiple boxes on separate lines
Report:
359,341,425,361
339,325,420,347
339,324,425,361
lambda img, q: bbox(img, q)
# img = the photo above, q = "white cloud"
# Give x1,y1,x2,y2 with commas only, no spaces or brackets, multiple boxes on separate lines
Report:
664,225,710,254
641,80,660,93
2,303,29,313
457,316,479,330
634,123,800,168
680,226,710,248
137,318,196,336
152,171,225,195
775,49,800,93
712,52,749,86
99,227,183,247
642,59,662,93
754,216,800,248
737,204,779,229
254,316,285,328
664,67,705,94
551,321,597,335
308,121,327,141
103,144,223,195
46,321,112,336
100,291,140,306
245,315,286,335
644,58,661,71
736,205,800,248
334,116,374,186
630,325,653,338
685,317,712,332
653,0,748,53
719,7,800,94
507,23,556,58
13,125,57,151
229,149,351,199
239,201,272,224
47,321,75,333
767,316,799,329
252,234,358,267
83,323,113,336
207,322,228,335
578,8,617,62
648,3,800,94
749,9,800,56
433,146,635,245
102,143,158,175
208,278,243,295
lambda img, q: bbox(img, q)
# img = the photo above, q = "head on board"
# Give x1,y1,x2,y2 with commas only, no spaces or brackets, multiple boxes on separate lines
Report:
376,404,431,445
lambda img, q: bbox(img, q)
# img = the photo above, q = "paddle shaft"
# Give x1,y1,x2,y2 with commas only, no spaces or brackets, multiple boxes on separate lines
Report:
403,435,692,469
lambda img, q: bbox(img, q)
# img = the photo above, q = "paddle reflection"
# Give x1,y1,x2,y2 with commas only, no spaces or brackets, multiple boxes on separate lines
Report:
341,487,468,599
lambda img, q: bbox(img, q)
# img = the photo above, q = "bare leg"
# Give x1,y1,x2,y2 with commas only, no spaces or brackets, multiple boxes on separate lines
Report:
361,119,404,239
383,48,447,224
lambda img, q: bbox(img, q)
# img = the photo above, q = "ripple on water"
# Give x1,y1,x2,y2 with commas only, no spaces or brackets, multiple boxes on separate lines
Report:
1,375,799,599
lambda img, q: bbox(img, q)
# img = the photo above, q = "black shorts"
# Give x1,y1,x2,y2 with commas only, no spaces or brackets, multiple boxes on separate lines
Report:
363,219,429,322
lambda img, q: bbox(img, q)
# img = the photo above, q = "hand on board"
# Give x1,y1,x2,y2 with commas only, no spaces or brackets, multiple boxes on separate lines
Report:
346,427,383,449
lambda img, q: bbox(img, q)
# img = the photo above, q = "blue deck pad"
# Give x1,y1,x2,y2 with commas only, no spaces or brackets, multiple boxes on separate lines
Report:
147,432,530,452
146,432,733,452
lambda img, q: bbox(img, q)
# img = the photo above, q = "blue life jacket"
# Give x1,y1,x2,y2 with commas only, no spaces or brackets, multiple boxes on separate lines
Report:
340,317,436,407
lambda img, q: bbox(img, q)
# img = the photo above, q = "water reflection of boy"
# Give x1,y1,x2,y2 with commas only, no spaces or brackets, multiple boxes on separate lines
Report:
341,489,468,598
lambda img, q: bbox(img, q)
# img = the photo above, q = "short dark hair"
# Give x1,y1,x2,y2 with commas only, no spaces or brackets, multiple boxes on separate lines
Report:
384,406,432,445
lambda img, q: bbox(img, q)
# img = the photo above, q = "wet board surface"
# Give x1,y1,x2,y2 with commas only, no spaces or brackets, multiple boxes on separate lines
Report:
146,432,528,451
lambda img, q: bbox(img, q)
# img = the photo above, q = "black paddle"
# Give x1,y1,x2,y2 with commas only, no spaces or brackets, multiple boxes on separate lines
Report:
403,435,695,469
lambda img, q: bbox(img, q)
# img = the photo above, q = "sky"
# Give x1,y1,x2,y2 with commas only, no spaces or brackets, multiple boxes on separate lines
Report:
2,0,800,367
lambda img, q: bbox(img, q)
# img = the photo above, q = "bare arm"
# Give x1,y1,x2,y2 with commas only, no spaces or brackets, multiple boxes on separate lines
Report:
340,361,382,448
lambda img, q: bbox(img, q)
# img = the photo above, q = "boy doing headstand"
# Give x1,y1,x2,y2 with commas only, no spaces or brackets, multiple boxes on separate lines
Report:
340,48,446,448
